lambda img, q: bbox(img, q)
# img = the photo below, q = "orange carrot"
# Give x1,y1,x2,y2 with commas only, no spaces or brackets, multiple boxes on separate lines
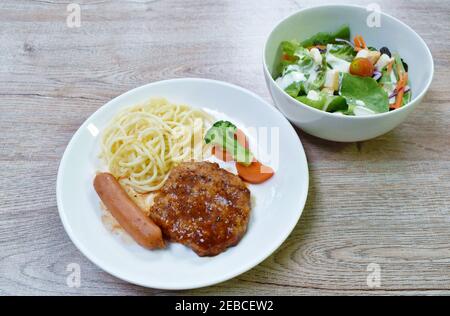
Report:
353,35,367,52
391,73,408,109
212,129,248,162
354,36,361,48
386,61,393,74
235,128,249,149
236,160,274,184
215,128,275,184
358,35,367,48
212,145,233,162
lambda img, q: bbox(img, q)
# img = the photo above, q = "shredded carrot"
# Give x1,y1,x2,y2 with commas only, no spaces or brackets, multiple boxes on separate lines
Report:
353,36,361,50
386,61,393,74
353,35,367,52
391,72,408,109
358,35,367,48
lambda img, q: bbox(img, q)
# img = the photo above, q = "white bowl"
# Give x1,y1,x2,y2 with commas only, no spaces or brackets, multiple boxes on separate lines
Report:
263,4,434,142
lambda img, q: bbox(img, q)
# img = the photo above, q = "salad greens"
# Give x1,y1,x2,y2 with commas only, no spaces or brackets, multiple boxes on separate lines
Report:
300,25,351,47
340,73,389,113
274,25,411,116
327,44,356,62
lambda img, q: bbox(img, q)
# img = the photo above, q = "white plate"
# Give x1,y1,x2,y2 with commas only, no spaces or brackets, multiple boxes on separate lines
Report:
56,78,308,290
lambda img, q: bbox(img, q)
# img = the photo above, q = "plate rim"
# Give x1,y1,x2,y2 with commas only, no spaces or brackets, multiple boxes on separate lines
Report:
56,77,309,290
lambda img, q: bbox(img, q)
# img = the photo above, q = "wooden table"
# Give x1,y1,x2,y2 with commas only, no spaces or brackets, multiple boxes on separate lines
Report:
1,0,449,295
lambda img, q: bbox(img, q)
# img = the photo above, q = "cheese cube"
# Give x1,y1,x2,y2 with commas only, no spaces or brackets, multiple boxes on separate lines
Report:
309,48,323,65
375,54,394,70
306,90,320,101
356,49,369,59
324,69,339,91
321,87,335,95
357,49,381,64
367,50,381,64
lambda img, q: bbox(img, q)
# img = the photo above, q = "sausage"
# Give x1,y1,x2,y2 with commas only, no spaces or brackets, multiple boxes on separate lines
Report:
93,173,165,249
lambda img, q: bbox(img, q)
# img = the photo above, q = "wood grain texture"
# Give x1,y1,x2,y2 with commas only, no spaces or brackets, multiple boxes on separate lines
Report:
1,0,449,295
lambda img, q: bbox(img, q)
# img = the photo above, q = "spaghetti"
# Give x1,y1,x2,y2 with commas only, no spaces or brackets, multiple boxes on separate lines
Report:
100,98,213,193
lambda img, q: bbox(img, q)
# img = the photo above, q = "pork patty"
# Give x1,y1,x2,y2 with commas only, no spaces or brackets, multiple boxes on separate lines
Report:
149,161,251,256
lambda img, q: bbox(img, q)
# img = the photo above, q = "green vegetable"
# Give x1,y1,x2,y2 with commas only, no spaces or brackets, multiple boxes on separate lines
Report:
340,73,389,113
379,66,396,96
204,120,253,166
393,52,406,81
277,47,316,97
276,40,301,75
402,90,412,106
281,40,301,56
296,92,348,112
296,95,325,110
327,44,356,62
280,47,314,75
300,25,350,47
285,81,306,97
324,95,348,112
303,54,327,94
379,66,392,85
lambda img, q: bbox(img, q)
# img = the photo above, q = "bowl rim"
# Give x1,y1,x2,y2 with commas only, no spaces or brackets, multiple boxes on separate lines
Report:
263,4,434,120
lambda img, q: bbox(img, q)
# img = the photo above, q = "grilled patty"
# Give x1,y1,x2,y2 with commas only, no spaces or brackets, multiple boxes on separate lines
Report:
149,162,251,256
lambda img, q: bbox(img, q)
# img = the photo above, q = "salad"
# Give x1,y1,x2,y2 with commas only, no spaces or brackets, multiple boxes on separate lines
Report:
274,25,411,116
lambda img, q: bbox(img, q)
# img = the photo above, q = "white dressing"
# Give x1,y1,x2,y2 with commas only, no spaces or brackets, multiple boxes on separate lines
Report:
306,90,320,101
326,52,350,73
275,71,306,90
353,105,375,116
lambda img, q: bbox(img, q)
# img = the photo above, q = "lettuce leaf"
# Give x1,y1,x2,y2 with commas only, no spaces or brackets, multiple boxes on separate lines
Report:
402,90,411,106
300,25,350,47
277,47,315,97
340,73,389,113
392,52,406,81
303,54,327,93
327,44,356,62
285,81,306,98
296,92,348,112
277,45,314,77
324,95,348,112
296,95,325,110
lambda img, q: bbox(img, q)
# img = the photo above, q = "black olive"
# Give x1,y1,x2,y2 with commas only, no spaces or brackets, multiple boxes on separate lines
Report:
380,46,392,57
401,58,409,72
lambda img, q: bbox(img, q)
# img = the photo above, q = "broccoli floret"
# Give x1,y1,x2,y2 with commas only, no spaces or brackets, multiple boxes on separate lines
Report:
204,120,253,166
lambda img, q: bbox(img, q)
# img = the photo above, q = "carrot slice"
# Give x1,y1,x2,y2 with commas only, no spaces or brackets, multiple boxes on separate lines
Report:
212,145,233,162
212,129,248,162
236,160,274,184
235,128,249,149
